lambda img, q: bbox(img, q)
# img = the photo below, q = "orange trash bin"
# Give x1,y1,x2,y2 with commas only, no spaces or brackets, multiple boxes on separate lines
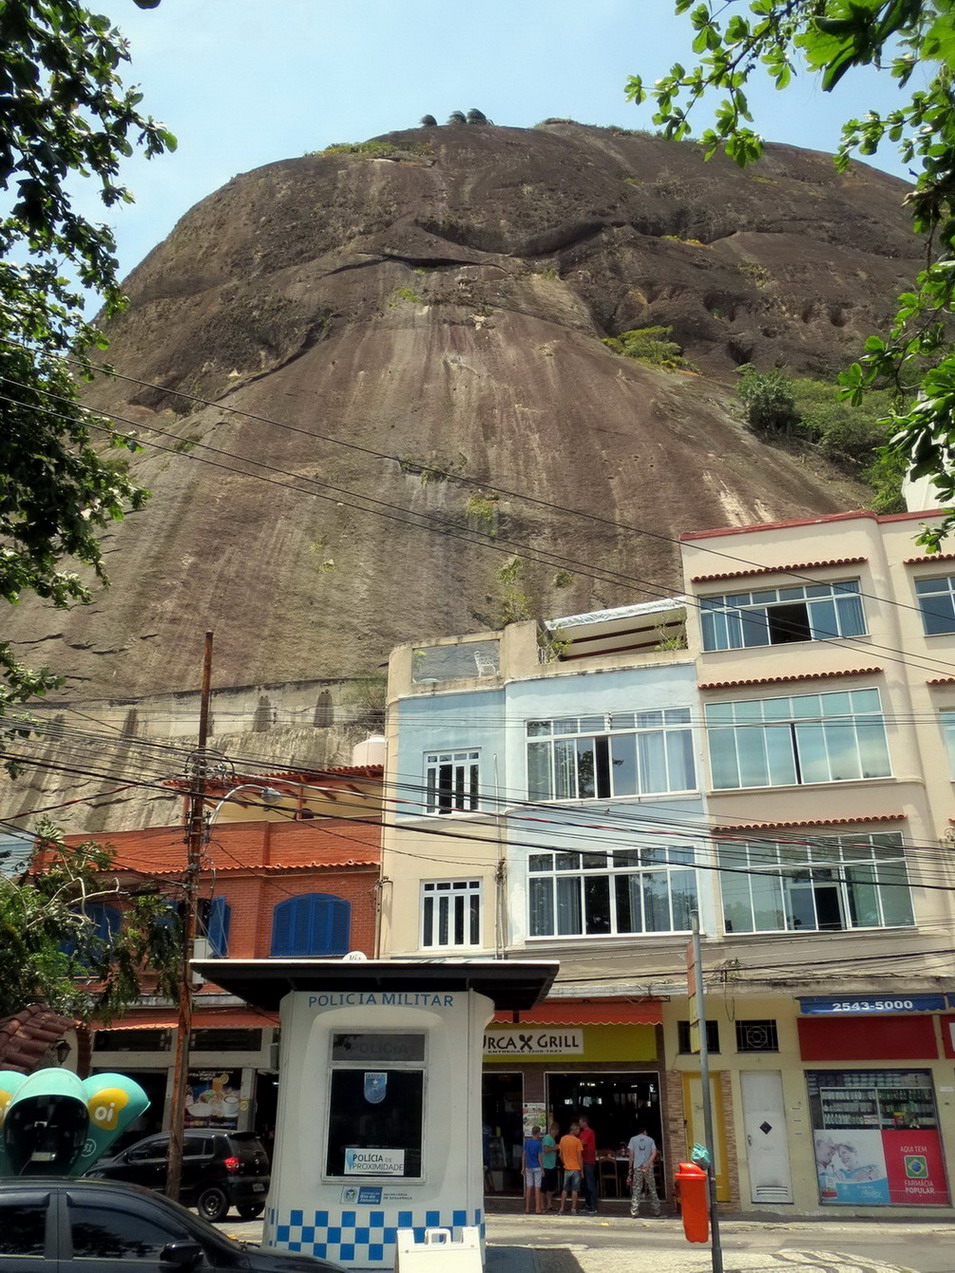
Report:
675,1162,709,1243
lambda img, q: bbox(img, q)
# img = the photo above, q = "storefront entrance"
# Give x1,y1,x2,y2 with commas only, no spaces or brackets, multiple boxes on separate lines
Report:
547,1071,661,1152
481,1071,524,1193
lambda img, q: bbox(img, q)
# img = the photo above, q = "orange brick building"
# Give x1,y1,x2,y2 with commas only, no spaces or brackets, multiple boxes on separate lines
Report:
79,765,382,1141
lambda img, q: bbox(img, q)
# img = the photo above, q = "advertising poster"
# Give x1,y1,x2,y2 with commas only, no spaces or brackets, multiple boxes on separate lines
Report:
808,1070,950,1207
523,1102,547,1136
185,1069,241,1128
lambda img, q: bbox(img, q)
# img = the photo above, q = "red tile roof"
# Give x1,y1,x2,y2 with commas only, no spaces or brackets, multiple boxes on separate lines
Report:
699,667,883,690
927,677,955,686
681,508,936,542
0,1006,74,1074
692,557,866,585
903,553,955,565
715,814,905,833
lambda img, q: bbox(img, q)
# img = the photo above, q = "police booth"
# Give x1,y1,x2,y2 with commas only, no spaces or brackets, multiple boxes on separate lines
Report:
192,958,557,1270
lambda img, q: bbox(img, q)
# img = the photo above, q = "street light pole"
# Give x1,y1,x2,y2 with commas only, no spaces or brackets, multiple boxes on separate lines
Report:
166,631,213,1201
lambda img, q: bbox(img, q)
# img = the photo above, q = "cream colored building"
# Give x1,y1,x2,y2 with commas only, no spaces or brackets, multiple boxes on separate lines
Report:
380,507,955,1216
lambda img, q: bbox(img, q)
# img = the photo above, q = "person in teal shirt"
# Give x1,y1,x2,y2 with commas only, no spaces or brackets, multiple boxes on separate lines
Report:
540,1121,559,1212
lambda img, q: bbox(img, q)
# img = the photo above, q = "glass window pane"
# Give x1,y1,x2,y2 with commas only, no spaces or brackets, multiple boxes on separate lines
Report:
845,865,880,927
836,592,866,636
666,728,695,791
856,719,892,778
709,726,740,789
614,873,641,932
326,1069,423,1178
874,863,915,927
736,724,771,787
641,871,671,931
68,1203,188,1258
764,723,797,785
720,862,754,934
556,876,582,935
609,734,637,795
529,878,553,937
637,730,667,793
554,739,576,799
750,869,786,931
527,742,552,801
0,1201,46,1255
670,869,697,930
583,875,612,934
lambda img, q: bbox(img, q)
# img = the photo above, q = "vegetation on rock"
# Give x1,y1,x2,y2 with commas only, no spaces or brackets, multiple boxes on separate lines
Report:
627,0,955,547
603,326,696,372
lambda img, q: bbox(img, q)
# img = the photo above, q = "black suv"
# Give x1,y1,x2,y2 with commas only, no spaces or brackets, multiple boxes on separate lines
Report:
87,1128,270,1222
0,1177,344,1271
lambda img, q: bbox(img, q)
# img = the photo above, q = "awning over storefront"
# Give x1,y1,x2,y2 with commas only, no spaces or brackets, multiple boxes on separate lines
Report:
93,1009,279,1031
492,999,662,1025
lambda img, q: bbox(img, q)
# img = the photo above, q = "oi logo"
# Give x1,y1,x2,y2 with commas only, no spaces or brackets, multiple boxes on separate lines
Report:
904,1155,929,1179
88,1087,129,1131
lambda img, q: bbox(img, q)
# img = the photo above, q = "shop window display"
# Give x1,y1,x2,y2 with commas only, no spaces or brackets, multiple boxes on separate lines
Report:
807,1069,949,1206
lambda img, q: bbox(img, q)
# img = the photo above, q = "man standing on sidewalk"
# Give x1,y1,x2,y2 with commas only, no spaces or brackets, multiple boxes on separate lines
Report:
556,1122,584,1216
578,1114,598,1215
627,1126,661,1217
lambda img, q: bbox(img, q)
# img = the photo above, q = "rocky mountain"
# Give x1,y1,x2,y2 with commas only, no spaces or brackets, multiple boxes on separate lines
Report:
7,122,920,703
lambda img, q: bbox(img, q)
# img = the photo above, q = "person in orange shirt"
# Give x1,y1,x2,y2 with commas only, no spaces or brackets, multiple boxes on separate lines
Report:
556,1121,584,1216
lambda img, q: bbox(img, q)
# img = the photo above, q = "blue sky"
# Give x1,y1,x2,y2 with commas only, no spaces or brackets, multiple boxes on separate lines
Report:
90,0,915,281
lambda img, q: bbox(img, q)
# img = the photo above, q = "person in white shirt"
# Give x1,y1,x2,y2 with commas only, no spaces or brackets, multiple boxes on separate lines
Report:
626,1127,661,1217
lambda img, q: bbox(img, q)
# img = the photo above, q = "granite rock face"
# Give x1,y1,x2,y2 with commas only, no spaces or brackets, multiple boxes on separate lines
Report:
7,124,917,698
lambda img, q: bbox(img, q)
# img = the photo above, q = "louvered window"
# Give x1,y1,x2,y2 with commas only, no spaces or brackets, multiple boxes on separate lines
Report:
270,893,350,956
201,896,231,957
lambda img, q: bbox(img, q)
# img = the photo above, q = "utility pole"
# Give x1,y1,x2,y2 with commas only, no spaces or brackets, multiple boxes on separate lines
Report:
690,911,723,1273
166,631,213,1201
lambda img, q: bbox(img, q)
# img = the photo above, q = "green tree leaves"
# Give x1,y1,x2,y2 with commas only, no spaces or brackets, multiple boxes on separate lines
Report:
1,822,181,1021
633,1,955,547
0,1,172,712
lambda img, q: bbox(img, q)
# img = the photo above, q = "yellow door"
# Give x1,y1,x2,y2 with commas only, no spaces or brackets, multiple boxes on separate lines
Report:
681,1072,731,1202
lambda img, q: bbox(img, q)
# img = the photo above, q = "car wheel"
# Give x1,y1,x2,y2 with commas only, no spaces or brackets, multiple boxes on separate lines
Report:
236,1202,265,1220
196,1186,229,1222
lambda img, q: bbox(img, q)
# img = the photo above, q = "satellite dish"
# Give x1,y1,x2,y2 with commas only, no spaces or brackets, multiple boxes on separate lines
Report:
342,951,368,962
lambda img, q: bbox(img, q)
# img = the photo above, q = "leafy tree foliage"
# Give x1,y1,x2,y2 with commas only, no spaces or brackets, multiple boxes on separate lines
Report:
446,110,467,125
602,325,695,371
1,821,181,1020
737,365,906,509
626,1,955,547
419,114,438,127
0,1,173,713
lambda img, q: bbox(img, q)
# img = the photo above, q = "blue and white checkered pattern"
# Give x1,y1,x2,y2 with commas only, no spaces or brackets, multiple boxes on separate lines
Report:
268,1204,484,1267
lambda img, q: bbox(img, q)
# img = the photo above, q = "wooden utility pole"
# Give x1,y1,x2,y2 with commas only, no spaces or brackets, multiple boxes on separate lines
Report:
166,631,214,1200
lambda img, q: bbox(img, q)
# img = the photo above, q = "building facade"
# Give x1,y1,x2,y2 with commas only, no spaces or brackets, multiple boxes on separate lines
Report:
380,508,955,1215
77,764,382,1146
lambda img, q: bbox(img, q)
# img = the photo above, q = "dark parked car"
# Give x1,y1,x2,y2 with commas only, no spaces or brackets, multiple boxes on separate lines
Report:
0,1177,345,1271
87,1129,270,1222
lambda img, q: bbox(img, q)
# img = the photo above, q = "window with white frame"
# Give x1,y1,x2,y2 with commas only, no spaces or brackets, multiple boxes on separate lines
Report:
942,710,955,776
706,688,891,790
914,575,955,635
425,750,480,813
700,580,866,651
528,843,698,937
421,880,481,948
526,709,695,801
718,832,913,933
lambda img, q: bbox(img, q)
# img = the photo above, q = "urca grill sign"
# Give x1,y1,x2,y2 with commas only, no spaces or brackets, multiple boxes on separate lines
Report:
484,1029,583,1055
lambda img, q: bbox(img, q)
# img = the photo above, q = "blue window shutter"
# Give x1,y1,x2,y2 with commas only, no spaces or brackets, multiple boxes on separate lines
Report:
271,894,351,956
323,897,350,955
86,902,121,947
207,896,231,957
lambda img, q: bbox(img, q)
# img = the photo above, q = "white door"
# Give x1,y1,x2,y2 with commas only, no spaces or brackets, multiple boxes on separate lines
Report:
740,1071,792,1204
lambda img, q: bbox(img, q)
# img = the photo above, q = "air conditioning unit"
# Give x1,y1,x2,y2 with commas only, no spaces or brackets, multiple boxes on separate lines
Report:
191,938,211,985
